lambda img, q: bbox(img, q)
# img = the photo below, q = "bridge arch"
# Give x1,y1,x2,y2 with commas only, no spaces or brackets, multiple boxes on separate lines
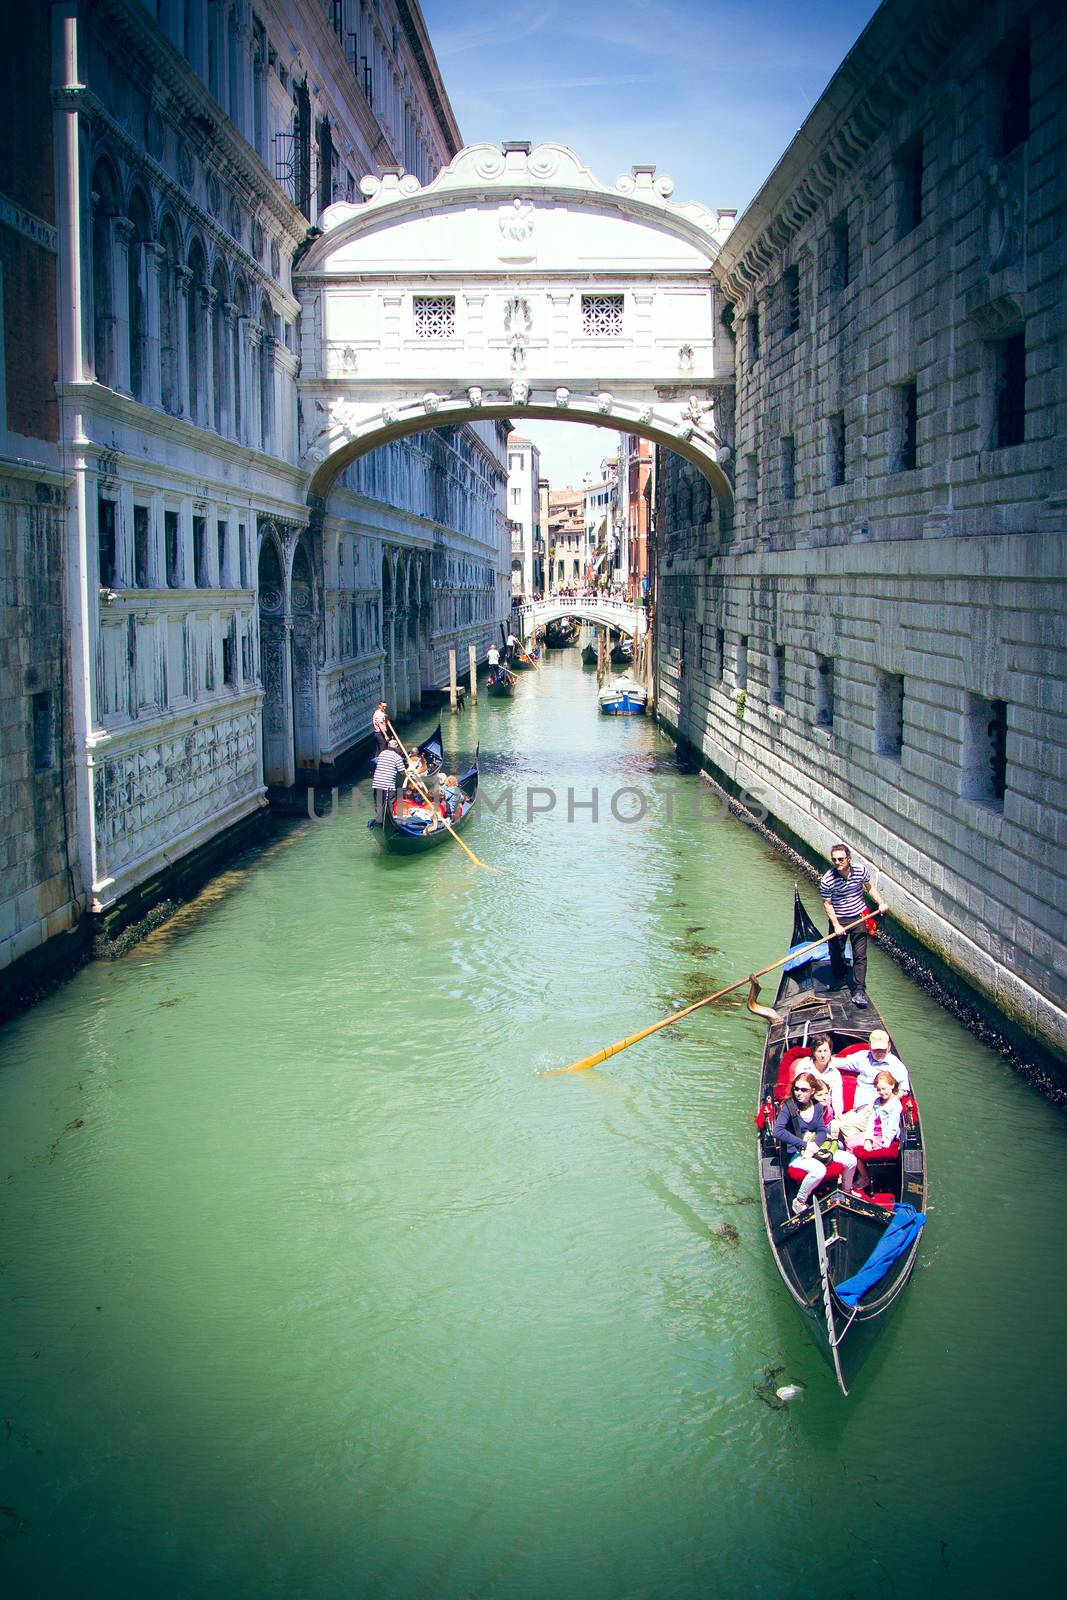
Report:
295,141,737,518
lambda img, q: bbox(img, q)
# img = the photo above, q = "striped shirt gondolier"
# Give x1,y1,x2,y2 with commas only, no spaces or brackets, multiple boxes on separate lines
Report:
819,862,871,922
372,748,405,790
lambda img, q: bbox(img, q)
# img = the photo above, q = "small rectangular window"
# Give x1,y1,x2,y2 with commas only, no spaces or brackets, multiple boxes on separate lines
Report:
217,520,227,586
715,626,725,682
999,33,1031,156
32,691,55,771
830,215,851,291
412,295,455,340
238,524,248,588
350,599,359,657
165,510,181,587
133,504,150,587
581,294,624,338
747,308,760,365
193,516,208,587
737,634,749,691
827,412,846,487
815,654,834,728
781,435,796,501
875,671,904,759
783,265,800,336
893,381,918,472
895,135,923,238
745,451,758,502
993,331,1026,448
98,498,117,587
509,453,522,470
222,625,236,687
962,692,1007,807
771,643,785,707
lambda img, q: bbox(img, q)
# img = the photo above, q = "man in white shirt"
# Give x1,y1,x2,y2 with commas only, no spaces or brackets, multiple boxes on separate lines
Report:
487,643,500,668
852,1028,911,1107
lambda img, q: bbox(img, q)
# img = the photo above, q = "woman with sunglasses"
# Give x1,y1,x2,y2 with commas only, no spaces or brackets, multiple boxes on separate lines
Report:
773,1071,860,1216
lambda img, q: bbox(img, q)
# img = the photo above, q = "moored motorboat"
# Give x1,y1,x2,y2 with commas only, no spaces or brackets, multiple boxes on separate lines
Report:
755,889,927,1395
369,759,479,854
486,664,516,696
597,675,647,715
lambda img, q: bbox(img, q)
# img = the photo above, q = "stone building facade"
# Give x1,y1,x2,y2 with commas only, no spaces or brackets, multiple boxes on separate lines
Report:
654,0,1067,1062
1,0,510,1002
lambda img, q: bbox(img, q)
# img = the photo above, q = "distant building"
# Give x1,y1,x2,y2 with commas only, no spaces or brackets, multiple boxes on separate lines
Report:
583,460,618,588
547,489,586,589
619,434,655,600
507,433,544,598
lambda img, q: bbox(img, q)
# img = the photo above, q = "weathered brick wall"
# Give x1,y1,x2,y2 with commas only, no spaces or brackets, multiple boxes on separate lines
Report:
0,475,81,976
657,0,1067,1060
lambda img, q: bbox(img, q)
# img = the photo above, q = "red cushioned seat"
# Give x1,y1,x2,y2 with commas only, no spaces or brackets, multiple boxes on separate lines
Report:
788,1159,845,1184
847,1141,900,1163
837,1041,869,1058
774,1045,815,1101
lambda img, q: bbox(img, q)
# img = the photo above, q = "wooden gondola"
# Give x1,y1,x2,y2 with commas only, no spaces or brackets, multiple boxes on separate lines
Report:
581,642,598,666
510,645,540,672
756,889,927,1395
486,664,516,696
370,758,479,855
544,618,579,649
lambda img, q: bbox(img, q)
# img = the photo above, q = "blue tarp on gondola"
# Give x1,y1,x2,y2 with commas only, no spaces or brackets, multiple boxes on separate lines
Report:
835,1202,926,1306
783,939,830,971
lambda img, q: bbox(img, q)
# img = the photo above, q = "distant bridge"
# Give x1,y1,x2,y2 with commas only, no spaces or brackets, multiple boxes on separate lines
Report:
517,596,647,641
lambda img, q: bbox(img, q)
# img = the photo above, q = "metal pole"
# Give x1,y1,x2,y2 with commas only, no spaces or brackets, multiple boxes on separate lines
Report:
448,648,458,715
468,643,477,705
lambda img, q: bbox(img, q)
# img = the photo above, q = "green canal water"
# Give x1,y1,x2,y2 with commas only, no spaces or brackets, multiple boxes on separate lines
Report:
1,648,1065,1598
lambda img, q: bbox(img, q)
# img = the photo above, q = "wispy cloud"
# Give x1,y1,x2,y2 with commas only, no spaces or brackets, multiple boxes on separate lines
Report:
434,7,557,59
492,74,660,93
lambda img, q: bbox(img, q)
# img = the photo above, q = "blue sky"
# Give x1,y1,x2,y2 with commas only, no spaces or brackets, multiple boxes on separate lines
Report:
419,0,882,484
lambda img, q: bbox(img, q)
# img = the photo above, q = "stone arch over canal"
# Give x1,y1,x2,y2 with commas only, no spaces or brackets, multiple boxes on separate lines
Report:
295,142,739,519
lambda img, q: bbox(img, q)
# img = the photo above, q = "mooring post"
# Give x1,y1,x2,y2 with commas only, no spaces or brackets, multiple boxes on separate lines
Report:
468,643,477,705
449,648,458,714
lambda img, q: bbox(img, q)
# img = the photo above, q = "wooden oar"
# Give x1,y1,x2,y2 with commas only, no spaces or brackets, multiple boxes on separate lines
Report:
545,910,884,1074
385,720,503,873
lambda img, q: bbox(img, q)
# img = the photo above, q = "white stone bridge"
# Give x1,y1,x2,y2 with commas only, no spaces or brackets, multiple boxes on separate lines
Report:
517,596,647,640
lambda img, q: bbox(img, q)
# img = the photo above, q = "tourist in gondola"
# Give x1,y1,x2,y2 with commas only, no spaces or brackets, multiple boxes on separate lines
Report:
772,1071,859,1215
372,739,405,826
842,1069,903,1193
372,699,389,752
850,1028,911,1105
819,843,888,1009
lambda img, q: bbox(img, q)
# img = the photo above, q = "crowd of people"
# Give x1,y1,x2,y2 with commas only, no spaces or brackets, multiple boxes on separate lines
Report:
772,1028,911,1215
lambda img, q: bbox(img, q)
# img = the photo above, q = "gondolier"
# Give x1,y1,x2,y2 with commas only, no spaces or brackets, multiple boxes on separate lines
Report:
371,740,405,826
819,843,886,1009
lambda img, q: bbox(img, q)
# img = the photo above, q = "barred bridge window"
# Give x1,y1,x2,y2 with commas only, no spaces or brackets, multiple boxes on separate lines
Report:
413,296,456,340
581,294,624,337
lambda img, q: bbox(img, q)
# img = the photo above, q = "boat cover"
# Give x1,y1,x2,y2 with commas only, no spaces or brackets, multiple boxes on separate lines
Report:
783,938,830,971
834,1202,927,1306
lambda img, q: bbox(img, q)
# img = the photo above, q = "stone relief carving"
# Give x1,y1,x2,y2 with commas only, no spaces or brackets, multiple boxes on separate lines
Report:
467,385,483,407
510,379,530,405
504,296,533,336
382,404,399,425
555,387,570,408
678,343,695,372
499,200,535,242
595,392,613,414
985,164,1022,273
206,173,221,217
422,391,441,412
177,140,194,189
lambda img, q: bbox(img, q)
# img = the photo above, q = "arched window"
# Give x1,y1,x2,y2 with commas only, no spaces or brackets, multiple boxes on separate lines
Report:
126,188,153,402
186,238,207,425
210,260,229,433
159,215,181,414
232,276,249,441
90,159,120,387
259,296,275,453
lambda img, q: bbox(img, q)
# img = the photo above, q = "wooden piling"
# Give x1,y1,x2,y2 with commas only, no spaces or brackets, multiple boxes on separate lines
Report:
468,643,477,704
448,648,458,714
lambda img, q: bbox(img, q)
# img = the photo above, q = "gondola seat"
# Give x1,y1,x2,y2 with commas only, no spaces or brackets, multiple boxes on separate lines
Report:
773,1044,818,1100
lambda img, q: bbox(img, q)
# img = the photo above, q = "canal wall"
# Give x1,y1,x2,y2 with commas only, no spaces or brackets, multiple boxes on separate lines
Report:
655,0,1067,1067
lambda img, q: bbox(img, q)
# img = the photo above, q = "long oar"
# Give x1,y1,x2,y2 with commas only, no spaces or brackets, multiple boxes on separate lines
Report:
546,910,883,1074
385,721,503,873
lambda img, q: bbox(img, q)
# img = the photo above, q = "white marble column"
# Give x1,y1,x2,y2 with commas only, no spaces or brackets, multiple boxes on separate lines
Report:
142,241,164,408
111,216,134,393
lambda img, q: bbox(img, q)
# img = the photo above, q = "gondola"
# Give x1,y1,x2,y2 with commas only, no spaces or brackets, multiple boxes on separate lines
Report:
544,618,579,649
581,642,598,666
755,889,927,1395
510,644,540,672
486,664,516,696
610,637,634,665
369,757,479,855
